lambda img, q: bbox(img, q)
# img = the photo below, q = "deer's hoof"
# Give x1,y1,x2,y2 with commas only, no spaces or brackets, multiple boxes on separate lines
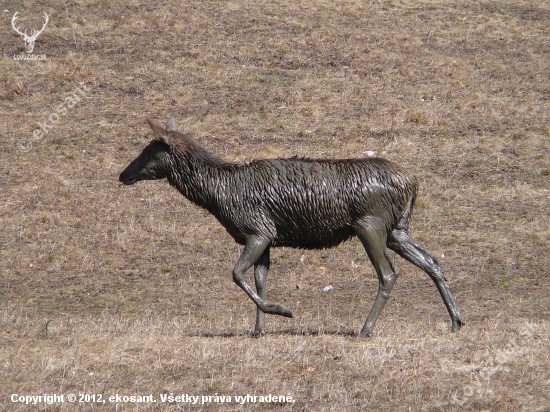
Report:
358,324,373,338
252,330,265,338
451,318,465,332
279,306,293,318
263,303,293,318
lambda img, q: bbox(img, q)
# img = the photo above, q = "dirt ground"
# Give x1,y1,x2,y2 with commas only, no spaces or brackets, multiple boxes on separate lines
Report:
1,0,549,410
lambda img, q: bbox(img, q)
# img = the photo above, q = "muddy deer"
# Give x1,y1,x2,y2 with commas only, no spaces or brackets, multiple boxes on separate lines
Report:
119,118,464,336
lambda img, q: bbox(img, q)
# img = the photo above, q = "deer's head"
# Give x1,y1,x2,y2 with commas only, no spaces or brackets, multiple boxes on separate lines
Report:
119,119,183,185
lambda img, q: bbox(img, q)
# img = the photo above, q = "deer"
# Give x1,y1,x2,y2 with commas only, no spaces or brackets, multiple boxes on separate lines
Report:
11,11,49,54
119,117,464,337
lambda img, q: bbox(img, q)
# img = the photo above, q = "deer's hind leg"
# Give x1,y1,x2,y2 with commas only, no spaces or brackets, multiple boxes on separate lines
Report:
387,228,464,332
353,218,399,337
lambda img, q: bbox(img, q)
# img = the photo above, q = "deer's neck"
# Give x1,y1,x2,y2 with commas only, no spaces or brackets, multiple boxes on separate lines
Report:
167,148,235,215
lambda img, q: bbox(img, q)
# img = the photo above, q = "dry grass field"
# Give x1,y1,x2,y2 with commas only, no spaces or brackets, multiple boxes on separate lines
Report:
1,0,549,410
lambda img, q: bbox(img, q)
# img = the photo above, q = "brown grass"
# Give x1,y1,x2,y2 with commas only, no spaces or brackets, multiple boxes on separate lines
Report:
1,0,549,410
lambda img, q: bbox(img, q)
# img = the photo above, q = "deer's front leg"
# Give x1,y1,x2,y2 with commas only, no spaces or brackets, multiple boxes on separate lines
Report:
253,248,270,336
232,236,293,330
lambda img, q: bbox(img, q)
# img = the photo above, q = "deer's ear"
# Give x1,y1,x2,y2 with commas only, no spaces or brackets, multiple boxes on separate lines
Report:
147,119,166,136
147,119,176,147
166,117,178,132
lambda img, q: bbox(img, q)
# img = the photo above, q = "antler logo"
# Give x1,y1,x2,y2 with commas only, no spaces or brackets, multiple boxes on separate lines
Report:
11,11,49,54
